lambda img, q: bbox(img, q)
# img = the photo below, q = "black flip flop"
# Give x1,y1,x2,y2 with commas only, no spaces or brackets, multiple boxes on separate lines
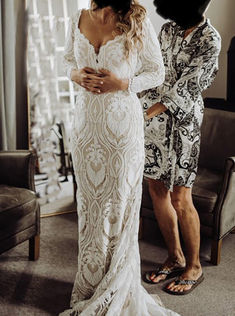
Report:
164,273,204,295
142,266,185,284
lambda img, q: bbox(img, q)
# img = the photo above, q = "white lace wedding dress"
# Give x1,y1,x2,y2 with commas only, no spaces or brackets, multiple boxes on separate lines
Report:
60,9,179,316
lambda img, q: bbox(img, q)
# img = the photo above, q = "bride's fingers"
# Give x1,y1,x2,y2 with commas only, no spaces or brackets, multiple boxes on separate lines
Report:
83,67,97,74
85,73,105,81
89,87,102,94
83,86,100,93
82,83,102,93
98,68,110,75
82,79,104,86
81,82,99,89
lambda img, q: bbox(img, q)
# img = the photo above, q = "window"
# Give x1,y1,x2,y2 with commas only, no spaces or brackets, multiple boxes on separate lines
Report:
26,0,89,206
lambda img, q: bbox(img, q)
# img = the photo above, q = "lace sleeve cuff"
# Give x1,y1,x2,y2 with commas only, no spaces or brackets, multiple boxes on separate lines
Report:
128,78,134,93
67,66,76,81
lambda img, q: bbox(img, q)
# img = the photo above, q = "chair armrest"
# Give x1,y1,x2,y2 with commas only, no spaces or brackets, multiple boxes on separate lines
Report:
228,157,235,171
0,150,36,191
214,156,235,239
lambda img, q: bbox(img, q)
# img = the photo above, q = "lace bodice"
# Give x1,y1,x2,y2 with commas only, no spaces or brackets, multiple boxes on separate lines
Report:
63,9,165,94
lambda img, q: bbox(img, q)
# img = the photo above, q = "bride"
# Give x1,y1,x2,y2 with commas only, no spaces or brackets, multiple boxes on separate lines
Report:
61,0,178,315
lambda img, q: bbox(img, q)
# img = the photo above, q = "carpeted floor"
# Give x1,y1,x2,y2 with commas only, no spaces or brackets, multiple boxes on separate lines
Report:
39,176,76,217
40,196,76,217
0,213,234,316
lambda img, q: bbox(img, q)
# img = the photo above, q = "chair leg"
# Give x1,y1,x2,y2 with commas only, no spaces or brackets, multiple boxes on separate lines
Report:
73,180,77,203
139,217,144,240
29,234,40,261
211,239,222,265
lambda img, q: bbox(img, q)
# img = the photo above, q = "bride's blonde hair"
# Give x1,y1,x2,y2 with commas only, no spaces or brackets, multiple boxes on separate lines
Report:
90,0,147,57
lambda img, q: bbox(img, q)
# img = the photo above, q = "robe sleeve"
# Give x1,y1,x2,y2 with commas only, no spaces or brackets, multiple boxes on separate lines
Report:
161,34,221,121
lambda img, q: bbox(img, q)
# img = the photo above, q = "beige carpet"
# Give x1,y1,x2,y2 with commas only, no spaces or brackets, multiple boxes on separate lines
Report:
40,196,76,217
39,177,76,217
0,213,234,316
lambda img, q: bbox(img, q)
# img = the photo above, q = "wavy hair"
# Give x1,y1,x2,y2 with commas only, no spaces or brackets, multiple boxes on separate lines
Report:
91,0,147,57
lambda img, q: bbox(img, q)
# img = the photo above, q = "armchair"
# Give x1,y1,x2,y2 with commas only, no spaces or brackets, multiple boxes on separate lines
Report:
0,150,40,260
140,108,235,265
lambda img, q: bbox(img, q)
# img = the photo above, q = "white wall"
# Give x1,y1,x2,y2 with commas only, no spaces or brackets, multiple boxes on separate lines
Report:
139,0,165,34
140,0,235,100
203,0,235,99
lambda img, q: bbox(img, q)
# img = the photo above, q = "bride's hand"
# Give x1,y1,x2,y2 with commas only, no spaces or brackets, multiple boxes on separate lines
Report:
71,67,128,94
97,69,128,93
71,67,103,93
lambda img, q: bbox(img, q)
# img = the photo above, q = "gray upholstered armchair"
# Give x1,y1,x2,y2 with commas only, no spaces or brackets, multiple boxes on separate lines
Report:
0,150,40,260
140,108,235,265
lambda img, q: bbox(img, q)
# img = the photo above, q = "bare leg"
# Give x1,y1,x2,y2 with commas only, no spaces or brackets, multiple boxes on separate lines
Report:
166,186,202,293
148,179,185,283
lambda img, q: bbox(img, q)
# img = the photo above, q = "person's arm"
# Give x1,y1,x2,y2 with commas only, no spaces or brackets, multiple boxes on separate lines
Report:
63,15,78,80
145,102,167,120
129,18,165,93
158,36,221,121
141,23,168,119
137,23,169,117
63,14,102,93
142,24,221,121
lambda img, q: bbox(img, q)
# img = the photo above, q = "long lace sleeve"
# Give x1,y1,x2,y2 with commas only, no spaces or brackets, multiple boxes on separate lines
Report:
129,18,165,93
161,35,221,121
63,15,78,80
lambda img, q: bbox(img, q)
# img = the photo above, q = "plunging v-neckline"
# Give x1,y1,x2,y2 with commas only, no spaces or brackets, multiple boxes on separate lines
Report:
76,9,124,56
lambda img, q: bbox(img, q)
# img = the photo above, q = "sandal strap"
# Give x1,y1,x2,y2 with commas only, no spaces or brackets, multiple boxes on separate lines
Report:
156,265,184,276
157,269,172,275
174,278,197,285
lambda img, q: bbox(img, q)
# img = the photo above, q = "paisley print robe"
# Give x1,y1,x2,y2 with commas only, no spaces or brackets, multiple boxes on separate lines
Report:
139,18,221,190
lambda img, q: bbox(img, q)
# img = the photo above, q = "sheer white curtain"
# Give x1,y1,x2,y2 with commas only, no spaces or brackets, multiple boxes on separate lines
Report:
0,0,28,151
27,1,61,204
26,0,89,204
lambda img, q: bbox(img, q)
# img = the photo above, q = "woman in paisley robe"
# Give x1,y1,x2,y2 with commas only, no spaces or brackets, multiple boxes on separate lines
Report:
60,0,180,315
142,0,221,294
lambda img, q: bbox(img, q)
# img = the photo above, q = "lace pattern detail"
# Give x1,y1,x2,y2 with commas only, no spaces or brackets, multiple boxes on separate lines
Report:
60,9,178,316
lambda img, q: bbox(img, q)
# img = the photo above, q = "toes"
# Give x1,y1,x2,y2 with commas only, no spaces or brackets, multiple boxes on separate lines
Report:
172,285,182,292
149,273,156,281
167,283,174,290
152,277,160,283
178,285,191,292
150,274,158,282
179,287,184,293
150,273,166,283
156,275,166,282
170,285,178,292
153,277,161,283
167,283,192,293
